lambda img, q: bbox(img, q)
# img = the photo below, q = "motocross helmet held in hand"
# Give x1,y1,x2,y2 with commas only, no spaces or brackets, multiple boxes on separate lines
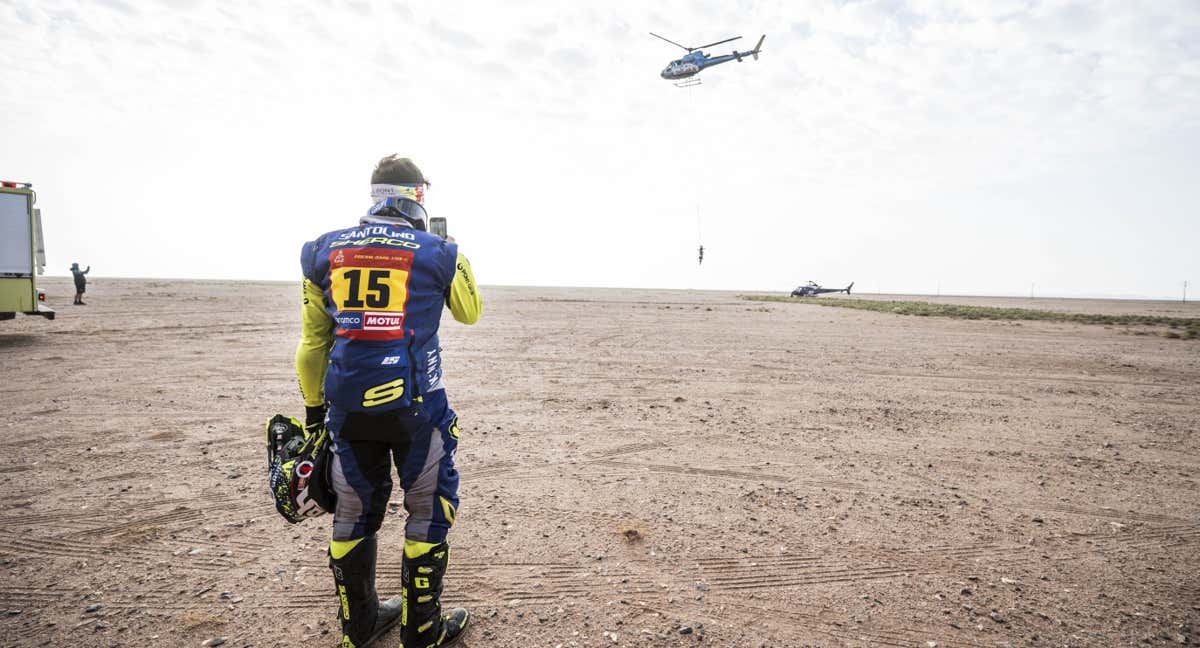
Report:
266,414,335,523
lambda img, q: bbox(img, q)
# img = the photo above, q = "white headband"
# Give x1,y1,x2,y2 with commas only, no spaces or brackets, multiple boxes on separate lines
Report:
371,183,425,203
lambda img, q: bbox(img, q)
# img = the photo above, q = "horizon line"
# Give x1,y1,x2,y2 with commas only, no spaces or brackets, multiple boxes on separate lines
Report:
35,275,1194,304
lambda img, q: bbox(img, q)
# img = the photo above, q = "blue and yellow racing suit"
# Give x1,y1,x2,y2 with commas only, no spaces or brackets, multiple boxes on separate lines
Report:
296,220,480,544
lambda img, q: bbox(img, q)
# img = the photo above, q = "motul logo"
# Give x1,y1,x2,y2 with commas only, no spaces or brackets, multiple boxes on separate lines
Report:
363,312,403,330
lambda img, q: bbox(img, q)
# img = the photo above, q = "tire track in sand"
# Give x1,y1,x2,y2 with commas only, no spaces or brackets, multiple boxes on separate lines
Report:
691,523,1200,593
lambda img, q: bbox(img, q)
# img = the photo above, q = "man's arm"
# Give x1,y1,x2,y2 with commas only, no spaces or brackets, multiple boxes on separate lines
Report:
295,278,334,411
446,252,482,325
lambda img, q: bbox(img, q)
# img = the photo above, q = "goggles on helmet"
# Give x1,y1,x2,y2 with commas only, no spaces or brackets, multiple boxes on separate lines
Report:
364,196,429,231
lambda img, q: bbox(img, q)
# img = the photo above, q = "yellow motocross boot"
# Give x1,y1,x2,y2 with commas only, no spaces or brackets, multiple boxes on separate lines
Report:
400,540,469,647
329,535,403,647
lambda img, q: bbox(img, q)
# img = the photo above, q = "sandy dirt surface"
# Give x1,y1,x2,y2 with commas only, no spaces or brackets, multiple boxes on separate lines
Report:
805,293,1200,318
1,277,1198,647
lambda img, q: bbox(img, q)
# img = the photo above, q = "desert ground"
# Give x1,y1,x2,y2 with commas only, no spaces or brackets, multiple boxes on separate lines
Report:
1,277,1197,648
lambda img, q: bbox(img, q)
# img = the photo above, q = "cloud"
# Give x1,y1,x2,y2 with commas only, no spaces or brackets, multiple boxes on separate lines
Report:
171,35,209,55
478,60,515,78
428,20,482,50
605,17,630,41
525,22,556,39
345,0,371,16
549,47,595,71
505,37,542,60
14,3,37,24
94,0,138,16
391,3,413,18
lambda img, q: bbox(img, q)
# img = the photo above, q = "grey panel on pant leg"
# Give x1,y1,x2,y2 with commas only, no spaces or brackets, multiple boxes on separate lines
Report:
331,451,365,541
404,428,447,542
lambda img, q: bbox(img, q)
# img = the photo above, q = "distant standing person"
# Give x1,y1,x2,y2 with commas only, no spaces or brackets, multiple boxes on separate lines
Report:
70,262,90,305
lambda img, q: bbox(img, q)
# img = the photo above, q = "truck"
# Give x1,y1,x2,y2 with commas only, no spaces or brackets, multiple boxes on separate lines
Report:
0,181,54,320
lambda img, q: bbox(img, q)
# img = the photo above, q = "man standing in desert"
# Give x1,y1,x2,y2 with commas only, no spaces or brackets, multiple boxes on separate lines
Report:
296,156,482,647
70,262,90,305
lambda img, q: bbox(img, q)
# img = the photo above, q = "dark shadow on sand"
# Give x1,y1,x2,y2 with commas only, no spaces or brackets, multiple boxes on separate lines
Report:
0,333,44,348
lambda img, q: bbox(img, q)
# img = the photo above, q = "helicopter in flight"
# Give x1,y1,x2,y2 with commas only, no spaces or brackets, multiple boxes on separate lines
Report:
651,32,766,87
790,281,854,298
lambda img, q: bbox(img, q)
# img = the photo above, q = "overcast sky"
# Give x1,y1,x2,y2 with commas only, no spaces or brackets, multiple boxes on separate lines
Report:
2,0,1197,298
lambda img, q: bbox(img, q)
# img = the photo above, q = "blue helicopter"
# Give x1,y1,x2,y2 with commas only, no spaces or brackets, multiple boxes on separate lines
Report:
652,32,766,87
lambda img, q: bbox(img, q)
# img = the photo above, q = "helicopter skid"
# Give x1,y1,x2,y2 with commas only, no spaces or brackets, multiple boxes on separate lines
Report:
673,77,702,88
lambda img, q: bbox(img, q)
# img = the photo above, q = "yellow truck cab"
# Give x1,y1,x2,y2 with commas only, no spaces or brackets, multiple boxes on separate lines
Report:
0,181,54,321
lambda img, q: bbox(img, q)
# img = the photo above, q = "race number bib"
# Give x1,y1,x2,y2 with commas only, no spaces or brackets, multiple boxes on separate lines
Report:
328,247,413,340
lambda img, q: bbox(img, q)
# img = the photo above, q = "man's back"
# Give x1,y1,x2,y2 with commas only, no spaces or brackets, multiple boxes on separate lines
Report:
300,221,458,413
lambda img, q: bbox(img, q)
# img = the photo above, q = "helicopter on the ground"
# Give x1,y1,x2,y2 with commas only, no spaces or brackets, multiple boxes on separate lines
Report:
790,281,854,298
651,32,765,87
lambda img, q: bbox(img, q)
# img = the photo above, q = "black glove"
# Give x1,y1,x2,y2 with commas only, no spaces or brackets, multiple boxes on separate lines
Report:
305,404,328,430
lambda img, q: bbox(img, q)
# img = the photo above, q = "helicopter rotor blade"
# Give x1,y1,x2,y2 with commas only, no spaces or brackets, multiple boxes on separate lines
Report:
649,32,693,51
694,35,742,50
